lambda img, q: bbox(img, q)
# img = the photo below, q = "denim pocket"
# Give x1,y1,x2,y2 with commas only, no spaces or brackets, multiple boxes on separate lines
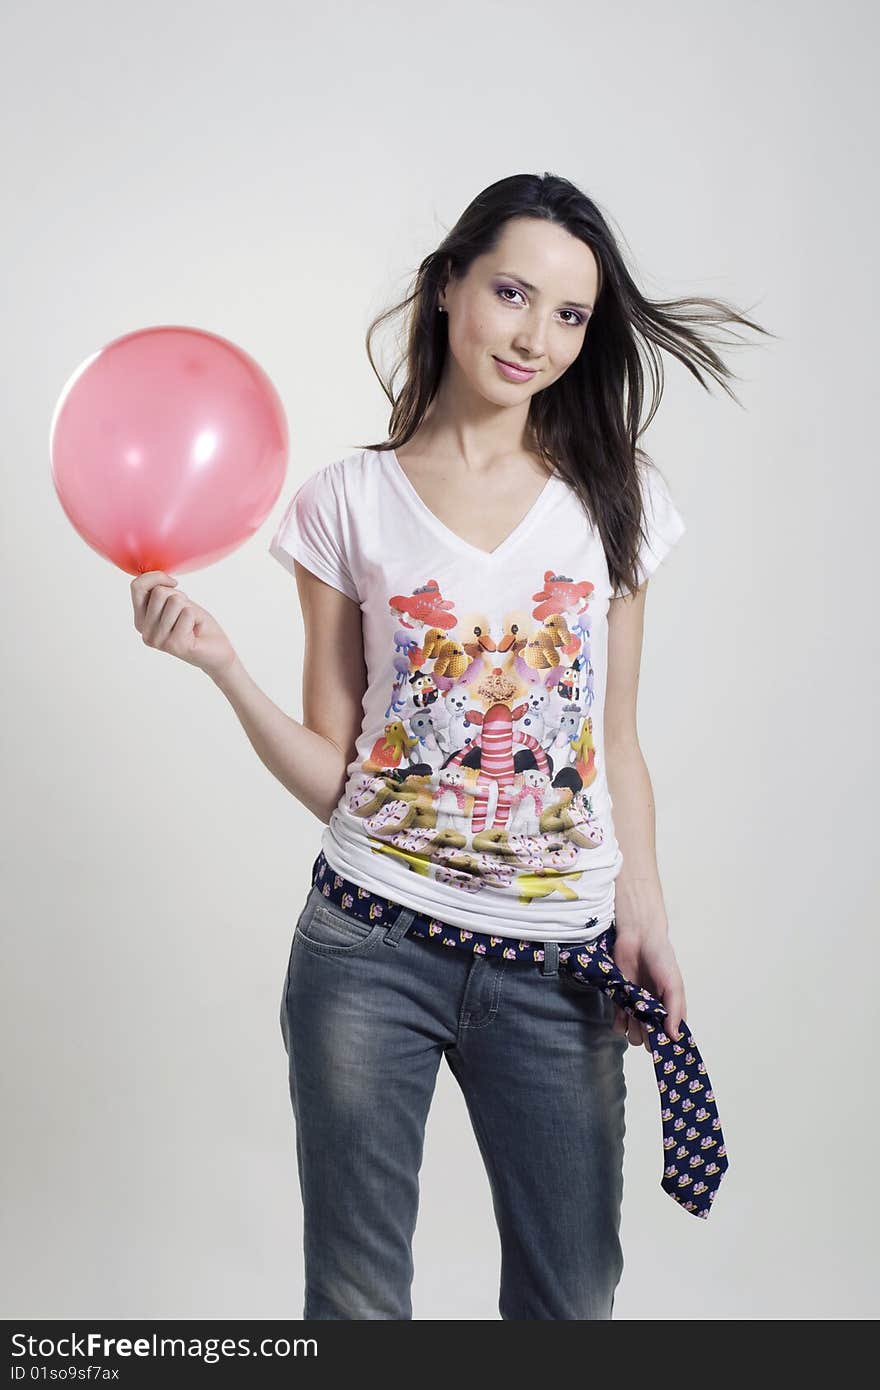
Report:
294,887,386,957
560,972,616,1024
280,893,314,1049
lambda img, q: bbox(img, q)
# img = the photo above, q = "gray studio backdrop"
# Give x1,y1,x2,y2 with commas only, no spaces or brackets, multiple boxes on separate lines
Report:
3,0,876,1321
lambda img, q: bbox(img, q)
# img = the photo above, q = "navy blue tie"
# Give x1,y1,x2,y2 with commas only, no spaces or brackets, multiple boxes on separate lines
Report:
560,928,729,1219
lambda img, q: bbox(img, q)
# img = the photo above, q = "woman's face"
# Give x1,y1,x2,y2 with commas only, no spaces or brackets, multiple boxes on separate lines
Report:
438,216,599,405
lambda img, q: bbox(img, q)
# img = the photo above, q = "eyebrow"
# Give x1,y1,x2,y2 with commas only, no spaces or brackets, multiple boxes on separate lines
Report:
495,270,594,312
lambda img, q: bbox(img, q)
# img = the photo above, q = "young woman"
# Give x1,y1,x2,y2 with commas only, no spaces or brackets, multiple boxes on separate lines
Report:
131,172,768,1320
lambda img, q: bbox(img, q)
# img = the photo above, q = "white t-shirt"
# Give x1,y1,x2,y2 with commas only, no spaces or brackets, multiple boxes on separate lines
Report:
269,447,685,942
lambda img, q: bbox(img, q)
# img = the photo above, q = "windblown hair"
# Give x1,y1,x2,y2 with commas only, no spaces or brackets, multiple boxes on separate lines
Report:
358,171,774,596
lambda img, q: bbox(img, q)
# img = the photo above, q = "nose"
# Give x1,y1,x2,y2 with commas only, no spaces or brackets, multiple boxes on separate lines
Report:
512,318,548,359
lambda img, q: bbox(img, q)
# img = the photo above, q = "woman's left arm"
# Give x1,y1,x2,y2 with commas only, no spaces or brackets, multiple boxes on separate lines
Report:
604,583,688,1049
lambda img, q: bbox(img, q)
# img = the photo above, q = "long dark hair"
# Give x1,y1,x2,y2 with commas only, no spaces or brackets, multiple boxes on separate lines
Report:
358,171,774,597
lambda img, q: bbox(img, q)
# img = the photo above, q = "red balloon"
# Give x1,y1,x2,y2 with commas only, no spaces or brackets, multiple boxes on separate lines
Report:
50,325,289,575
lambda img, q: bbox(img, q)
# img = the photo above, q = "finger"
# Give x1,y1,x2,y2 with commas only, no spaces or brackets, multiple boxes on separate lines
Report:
665,1000,686,1042
657,982,686,1041
143,584,183,644
162,604,197,655
131,571,178,630
152,592,189,648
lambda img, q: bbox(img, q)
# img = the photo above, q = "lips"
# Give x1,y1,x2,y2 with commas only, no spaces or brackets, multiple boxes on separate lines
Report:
493,356,537,380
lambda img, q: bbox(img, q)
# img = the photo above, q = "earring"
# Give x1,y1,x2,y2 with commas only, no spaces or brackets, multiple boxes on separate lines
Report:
438,305,446,313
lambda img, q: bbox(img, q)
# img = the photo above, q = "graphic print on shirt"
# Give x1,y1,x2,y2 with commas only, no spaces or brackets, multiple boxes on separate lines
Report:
342,568,608,910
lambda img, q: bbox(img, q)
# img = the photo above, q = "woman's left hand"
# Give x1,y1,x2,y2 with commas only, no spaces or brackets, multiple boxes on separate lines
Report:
610,928,687,1052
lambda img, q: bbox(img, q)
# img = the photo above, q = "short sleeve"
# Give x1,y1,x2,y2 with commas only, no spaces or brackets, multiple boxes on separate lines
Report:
613,462,686,597
268,464,360,603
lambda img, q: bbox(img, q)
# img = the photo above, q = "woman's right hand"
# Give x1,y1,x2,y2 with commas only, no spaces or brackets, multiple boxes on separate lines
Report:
131,571,237,681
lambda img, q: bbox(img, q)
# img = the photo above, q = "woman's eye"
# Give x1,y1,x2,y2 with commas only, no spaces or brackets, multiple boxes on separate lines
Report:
496,286,584,326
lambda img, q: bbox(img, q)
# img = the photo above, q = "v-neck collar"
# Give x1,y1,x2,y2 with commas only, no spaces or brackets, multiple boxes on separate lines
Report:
381,448,561,563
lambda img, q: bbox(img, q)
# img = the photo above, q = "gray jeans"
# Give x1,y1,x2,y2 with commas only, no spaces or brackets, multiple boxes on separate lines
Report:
279,882,627,1320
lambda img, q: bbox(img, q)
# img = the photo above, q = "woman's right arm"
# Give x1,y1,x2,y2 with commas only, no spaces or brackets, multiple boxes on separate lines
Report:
213,559,367,824
131,566,366,825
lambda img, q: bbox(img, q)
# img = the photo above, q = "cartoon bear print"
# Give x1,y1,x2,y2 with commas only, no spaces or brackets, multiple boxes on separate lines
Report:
515,685,553,748
432,765,482,834
435,685,477,754
507,768,555,836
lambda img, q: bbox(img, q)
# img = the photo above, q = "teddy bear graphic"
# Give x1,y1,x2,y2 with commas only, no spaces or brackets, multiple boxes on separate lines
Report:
506,768,555,836
434,685,478,754
431,765,499,834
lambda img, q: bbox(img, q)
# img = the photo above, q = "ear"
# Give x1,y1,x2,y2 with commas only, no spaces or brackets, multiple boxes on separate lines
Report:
437,257,453,310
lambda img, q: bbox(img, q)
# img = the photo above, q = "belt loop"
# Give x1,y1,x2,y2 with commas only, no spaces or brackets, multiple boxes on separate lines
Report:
383,904,416,948
541,940,559,976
